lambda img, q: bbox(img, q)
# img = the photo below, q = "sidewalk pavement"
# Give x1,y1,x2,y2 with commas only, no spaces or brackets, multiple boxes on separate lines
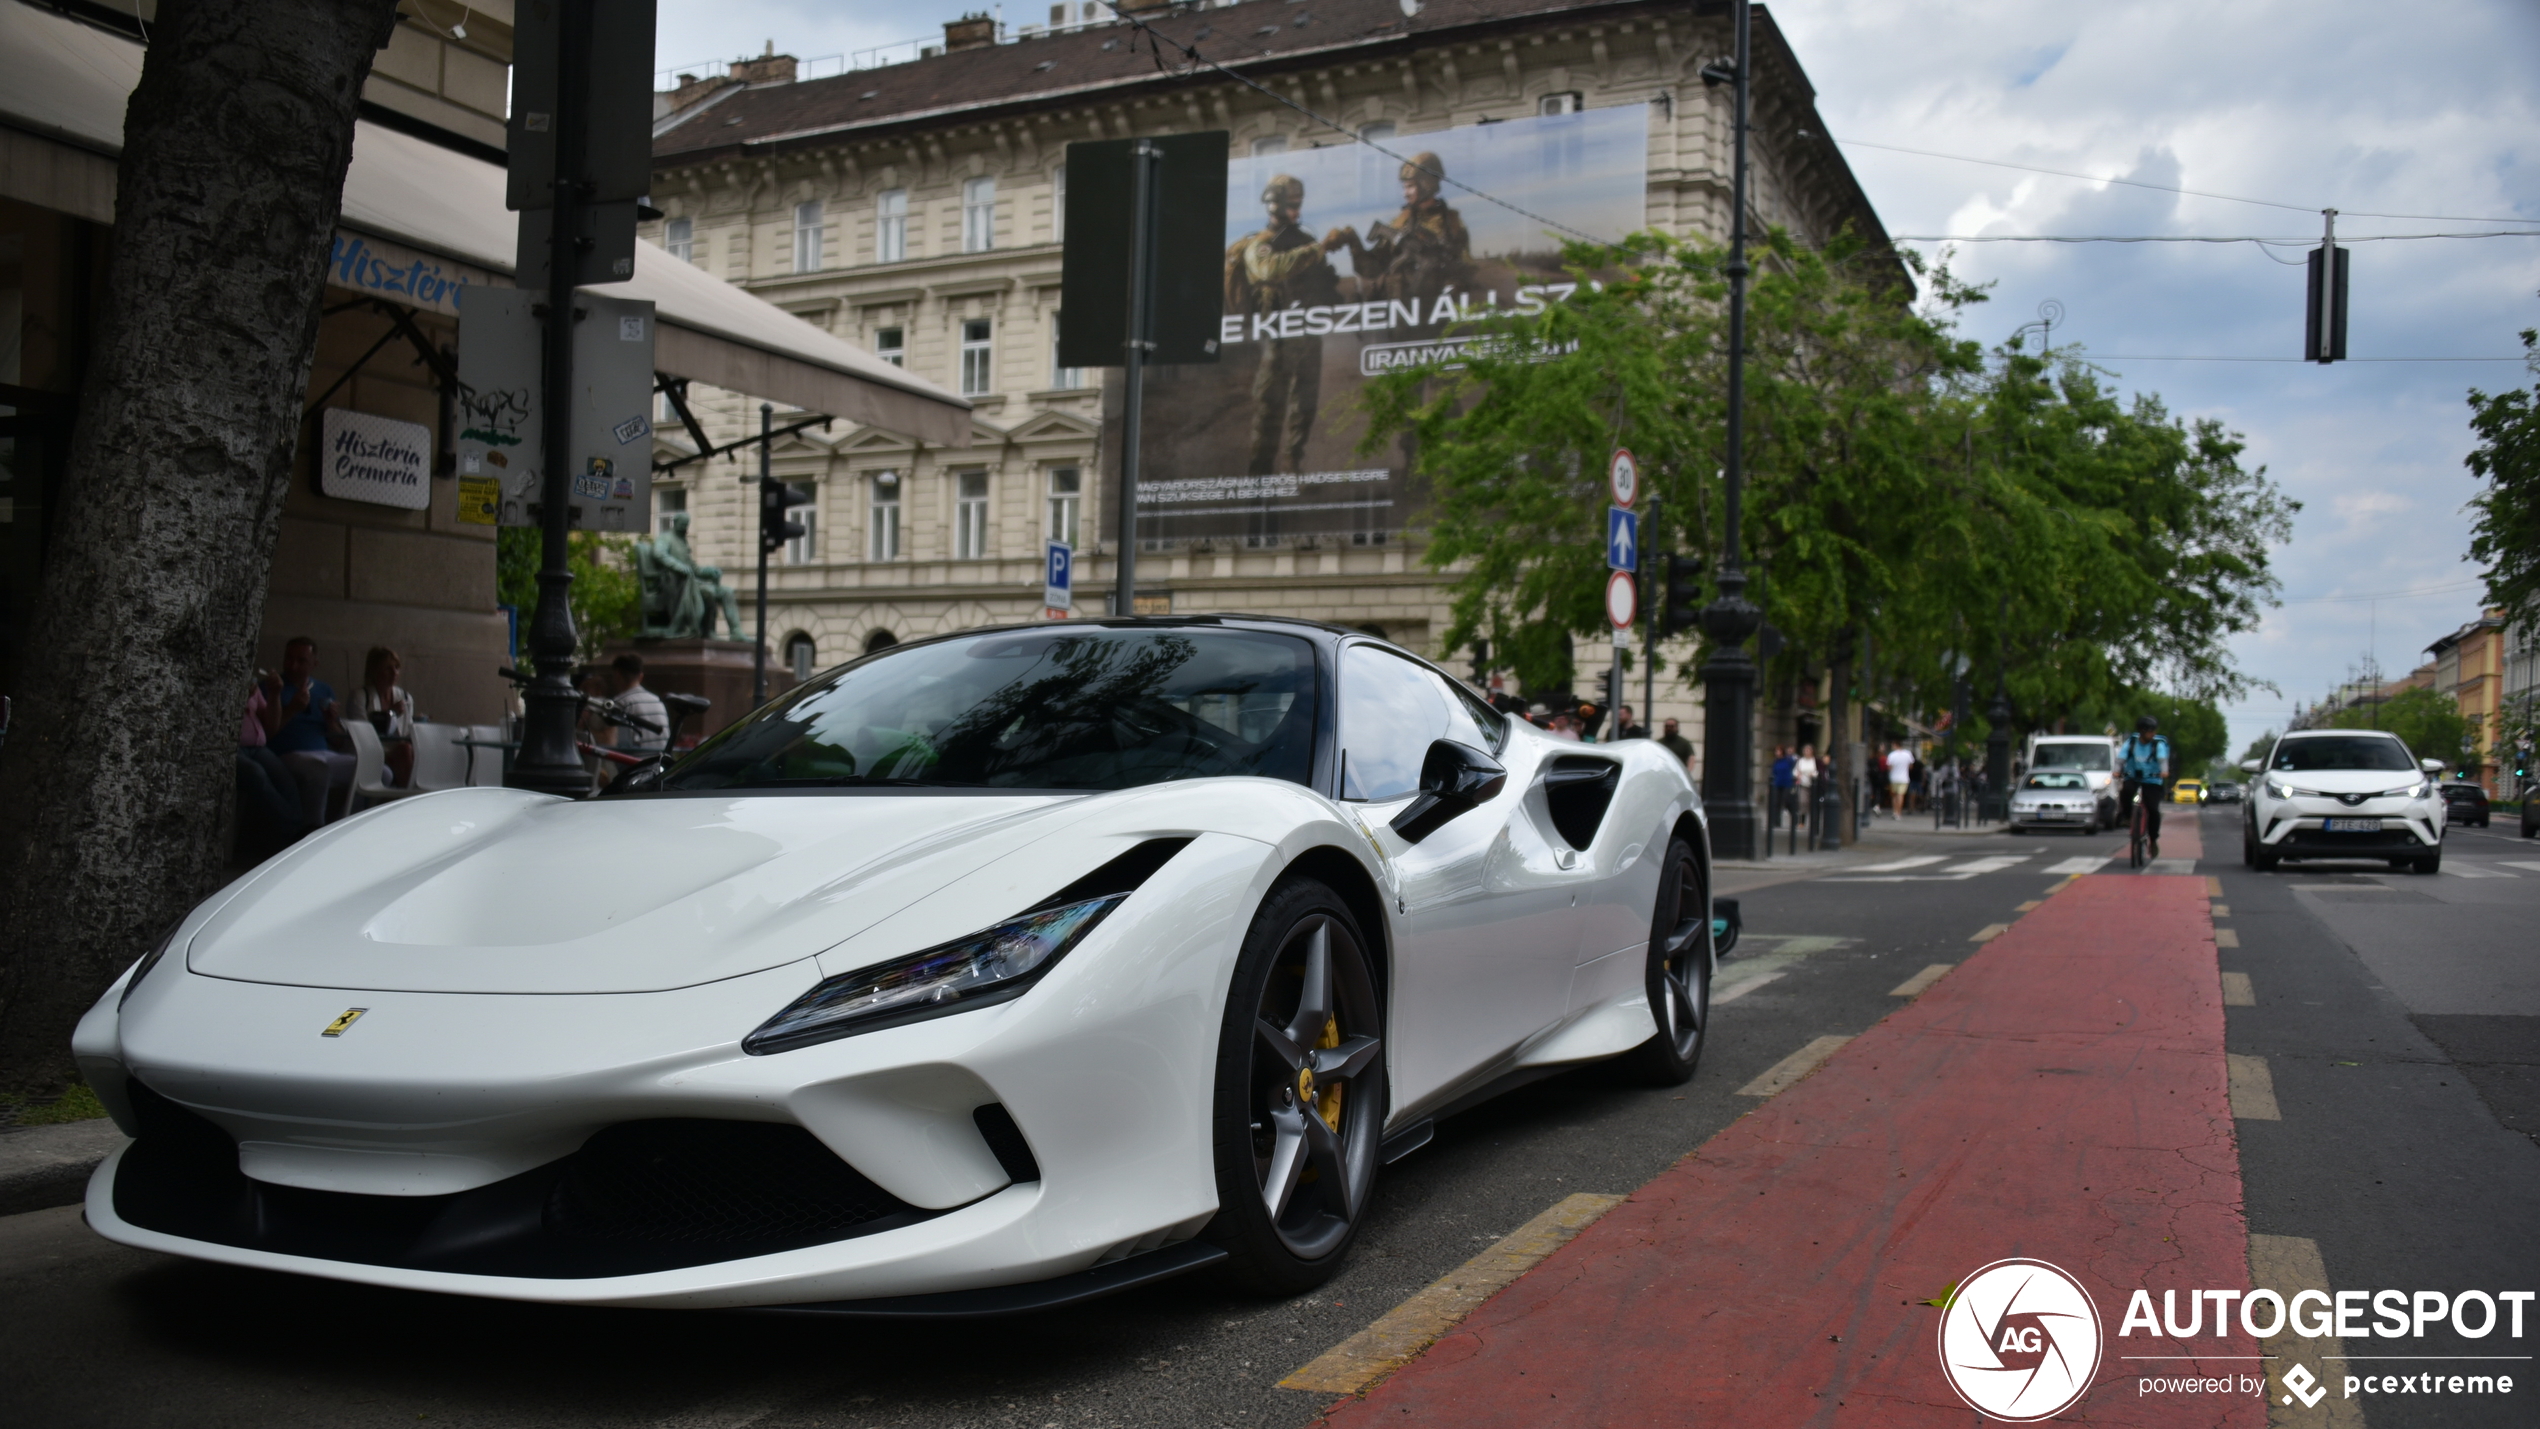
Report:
0,1119,125,1217
1321,861,2251,1426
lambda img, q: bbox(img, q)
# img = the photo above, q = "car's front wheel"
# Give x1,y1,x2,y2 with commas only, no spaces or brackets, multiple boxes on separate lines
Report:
1620,837,1710,1086
1206,877,1386,1295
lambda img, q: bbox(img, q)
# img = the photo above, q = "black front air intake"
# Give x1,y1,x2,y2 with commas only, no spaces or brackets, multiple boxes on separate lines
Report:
112,1082,937,1278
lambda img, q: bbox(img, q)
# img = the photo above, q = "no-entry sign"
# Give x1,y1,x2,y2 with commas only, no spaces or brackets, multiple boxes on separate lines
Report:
1606,569,1638,630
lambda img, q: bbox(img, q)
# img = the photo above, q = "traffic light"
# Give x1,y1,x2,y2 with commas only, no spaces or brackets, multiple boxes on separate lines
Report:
2305,243,2348,364
1660,554,1706,637
760,479,814,554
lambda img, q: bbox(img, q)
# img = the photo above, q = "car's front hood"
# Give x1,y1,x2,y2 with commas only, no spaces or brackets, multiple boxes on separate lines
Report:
2266,769,2423,797
185,788,1095,994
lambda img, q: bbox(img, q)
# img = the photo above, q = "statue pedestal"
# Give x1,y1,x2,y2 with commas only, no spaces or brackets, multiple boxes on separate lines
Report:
605,637,765,742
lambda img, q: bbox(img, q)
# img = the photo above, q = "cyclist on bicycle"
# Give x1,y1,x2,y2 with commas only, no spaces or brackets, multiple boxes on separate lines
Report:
2116,714,2172,859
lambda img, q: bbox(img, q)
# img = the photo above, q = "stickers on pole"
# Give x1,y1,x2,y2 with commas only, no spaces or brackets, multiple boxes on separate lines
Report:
456,287,656,532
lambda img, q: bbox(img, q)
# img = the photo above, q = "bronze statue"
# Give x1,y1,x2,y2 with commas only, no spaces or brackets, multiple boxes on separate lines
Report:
637,512,744,639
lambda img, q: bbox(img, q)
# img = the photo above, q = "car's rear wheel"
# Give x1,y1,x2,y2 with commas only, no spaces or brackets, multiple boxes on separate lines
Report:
1620,837,1710,1086
1205,878,1385,1295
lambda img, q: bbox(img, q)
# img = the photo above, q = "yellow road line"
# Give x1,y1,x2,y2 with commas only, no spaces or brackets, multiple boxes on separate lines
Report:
1888,963,1955,998
1969,923,2010,943
1736,1034,1854,1097
1277,1191,1627,1396
2228,1053,2281,1120
2216,927,2241,948
2221,971,2256,1006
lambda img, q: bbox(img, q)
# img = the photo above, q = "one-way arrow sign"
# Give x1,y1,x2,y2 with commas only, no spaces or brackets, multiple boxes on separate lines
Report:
1607,505,1639,572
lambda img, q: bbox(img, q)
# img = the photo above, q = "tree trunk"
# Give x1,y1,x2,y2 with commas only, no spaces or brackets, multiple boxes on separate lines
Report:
0,0,402,1100
1825,635,1856,849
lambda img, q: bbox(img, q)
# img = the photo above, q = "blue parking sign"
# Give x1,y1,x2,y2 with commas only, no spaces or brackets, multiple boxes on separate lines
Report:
1607,506,1638,572
1044,540,1074,610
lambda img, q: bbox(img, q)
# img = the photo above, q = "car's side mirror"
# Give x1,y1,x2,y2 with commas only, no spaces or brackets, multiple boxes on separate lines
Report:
1389,739,1508,844
2240,758,2263,774
2420,758,2444,774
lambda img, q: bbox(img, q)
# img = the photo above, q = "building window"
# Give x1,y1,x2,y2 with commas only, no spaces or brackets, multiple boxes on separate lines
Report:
1540,92,1584,116
864,628,899,655
868,472,901,560
962,176,997,253
1047,466,1081,547
876,188,908,263
664,216,694,262
785,486,819,564
792,200,824,273
875,325,904,366
960,318,993,395
955,470,991,559
785,633,817,684
1251,135,1288,157
1050,311,1082,390
654,485,687,535
1051,163,1067,241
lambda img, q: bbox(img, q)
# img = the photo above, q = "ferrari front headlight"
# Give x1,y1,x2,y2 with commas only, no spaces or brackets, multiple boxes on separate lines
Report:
744,895,1126,1055
119,925,181,1009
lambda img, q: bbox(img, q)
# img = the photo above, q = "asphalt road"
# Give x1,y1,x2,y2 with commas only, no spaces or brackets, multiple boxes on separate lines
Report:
3,809,2530,1428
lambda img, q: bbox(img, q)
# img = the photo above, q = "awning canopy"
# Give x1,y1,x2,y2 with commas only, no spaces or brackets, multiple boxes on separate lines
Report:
0,2,970,449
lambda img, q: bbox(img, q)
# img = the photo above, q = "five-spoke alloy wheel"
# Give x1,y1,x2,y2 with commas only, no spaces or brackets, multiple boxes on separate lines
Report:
1207,878,1385,1293
1620,836,1711,1085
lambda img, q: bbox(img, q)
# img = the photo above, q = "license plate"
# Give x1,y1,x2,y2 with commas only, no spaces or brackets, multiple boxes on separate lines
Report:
2323,818,2383,833
2032,809,2067,820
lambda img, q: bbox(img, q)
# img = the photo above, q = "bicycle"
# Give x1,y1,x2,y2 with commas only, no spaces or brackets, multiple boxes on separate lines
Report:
2129,790,2151,870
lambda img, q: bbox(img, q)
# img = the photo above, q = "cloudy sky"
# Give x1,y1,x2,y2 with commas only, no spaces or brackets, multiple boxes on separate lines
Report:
657,0,2540,756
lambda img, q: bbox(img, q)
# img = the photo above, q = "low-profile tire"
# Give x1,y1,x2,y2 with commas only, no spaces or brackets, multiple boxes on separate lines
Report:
1204,877,1386,1296
1619,837,1710,1086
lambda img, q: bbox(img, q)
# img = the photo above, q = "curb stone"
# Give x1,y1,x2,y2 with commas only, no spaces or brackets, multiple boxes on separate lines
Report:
0,1119,126,1217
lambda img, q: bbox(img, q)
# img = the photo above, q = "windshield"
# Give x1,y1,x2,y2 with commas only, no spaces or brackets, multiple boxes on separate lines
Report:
2030,742,2111,771
2023,773,2089,790
2272,736,2414,773
658,627,1318,792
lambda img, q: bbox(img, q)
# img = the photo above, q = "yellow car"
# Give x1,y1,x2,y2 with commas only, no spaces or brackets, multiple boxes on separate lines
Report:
2172,778,2205,804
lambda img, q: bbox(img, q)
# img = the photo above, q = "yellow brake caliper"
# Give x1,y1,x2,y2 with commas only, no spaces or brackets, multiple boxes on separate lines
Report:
1314,1015,1344,1131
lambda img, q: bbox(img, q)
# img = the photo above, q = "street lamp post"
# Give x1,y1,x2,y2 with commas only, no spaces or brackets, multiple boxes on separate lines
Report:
507,0,594,798
1984,679,2013,823
1696,0,1760,860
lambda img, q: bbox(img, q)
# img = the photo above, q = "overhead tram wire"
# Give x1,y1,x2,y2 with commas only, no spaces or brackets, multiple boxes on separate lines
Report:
1094,1,1620,249
1830,136,2540,227
1890,231,2540,244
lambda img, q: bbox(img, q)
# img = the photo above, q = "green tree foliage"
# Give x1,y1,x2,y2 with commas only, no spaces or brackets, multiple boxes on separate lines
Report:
2239,727,2280,768
2465,324,2540,629
496,526,641,664
1356,230,2295,719
2329,686,2473,768
2068,690,2227,771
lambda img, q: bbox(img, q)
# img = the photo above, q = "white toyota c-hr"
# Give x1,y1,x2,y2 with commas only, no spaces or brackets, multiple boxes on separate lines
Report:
2241,729,2446,873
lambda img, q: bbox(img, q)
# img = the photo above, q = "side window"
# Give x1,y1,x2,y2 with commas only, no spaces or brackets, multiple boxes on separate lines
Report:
1444,679,1506,754
1339,644,1451,800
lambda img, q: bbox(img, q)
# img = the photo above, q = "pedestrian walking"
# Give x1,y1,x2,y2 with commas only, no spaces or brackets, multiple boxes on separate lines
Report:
1770,745,1797,830
1886,743,1913,818
1659,717,1693,766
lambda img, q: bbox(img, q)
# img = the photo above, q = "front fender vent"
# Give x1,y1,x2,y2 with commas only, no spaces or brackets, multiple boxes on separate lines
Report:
1027,837,1194,911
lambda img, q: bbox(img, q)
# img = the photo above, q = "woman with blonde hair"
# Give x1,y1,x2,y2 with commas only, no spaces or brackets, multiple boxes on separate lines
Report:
356,645,416,788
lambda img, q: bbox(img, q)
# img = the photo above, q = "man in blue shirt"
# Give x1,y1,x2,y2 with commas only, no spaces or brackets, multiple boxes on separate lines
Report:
260,636,352,826
2115,714,2172,859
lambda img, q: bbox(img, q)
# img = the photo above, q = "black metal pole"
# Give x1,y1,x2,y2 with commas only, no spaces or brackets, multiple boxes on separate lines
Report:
1116,139,1160,618
1696,0,1761,860
1641,496,1658,736
753,402,772,704
509,0,591,797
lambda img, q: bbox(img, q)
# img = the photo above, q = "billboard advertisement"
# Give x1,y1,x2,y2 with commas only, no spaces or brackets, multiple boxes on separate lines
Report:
1117,105,1648,549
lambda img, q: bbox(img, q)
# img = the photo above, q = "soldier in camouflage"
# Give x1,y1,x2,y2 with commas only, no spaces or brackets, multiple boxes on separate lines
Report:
1225,173,1345,475
1336,151,1474,312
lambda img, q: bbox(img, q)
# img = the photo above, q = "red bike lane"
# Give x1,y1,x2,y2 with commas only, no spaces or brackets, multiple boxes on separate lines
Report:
1323,845,2261,1427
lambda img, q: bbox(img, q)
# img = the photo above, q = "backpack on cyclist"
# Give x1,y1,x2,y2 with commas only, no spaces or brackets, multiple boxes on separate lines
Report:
2121,733,2169,784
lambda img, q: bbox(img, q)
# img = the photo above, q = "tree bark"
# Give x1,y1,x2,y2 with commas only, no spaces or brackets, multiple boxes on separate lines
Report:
0,0,402,1099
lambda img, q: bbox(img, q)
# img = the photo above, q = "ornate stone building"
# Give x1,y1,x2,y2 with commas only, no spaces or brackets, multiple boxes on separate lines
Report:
644,0,1890,714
